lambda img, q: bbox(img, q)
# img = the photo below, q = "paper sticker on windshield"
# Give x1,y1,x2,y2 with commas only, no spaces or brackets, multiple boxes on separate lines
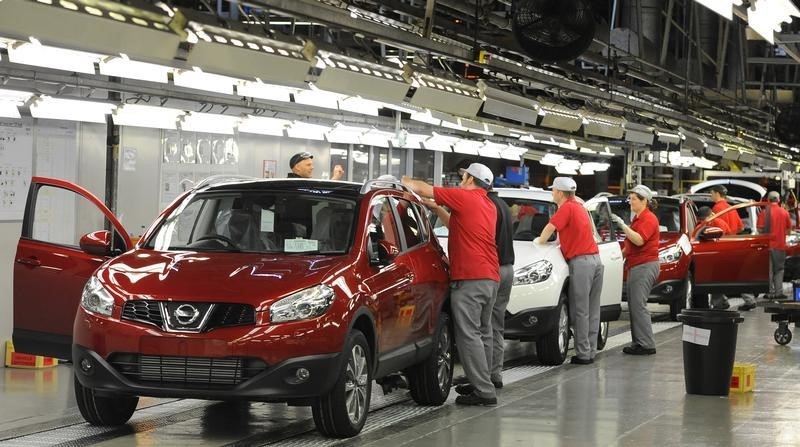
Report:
284,238,319,252
260,210,275,232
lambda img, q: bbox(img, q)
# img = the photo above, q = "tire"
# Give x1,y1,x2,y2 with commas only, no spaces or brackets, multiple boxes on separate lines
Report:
536,298,569,365
596,320,609,351
775,325,792,345
74,374,138,426
312,330,372,438
407,312,453,405
669,273,694,321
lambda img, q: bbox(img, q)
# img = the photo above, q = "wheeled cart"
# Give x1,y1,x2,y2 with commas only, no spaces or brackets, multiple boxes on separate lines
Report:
763,301,800,345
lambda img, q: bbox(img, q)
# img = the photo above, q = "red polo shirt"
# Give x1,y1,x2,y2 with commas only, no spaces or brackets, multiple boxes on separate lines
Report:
712,200,744,234
624,207,660,268
757,203,792,250
549,197,598,260
434,187,500,282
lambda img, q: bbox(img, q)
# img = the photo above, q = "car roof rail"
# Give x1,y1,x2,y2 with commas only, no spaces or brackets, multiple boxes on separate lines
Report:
360,177,411,195
593,192,614,198
193,174,258,190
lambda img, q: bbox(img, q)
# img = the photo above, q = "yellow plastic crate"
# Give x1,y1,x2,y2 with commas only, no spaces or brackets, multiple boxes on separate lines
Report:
4,341,58,369
730,363,756,393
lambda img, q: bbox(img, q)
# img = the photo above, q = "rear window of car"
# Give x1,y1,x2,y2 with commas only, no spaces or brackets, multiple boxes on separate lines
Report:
145,191,357,254
609,198,681,233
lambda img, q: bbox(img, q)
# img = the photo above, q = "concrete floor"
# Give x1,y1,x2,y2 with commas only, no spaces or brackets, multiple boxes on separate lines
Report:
1,296,799,446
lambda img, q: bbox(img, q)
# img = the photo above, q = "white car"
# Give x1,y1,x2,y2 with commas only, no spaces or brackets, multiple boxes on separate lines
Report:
432,187,624,365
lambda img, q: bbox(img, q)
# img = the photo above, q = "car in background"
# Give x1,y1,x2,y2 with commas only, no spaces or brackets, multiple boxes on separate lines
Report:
432,187,623,365
676,179,799,281
13,176,453,438
591,195,696,321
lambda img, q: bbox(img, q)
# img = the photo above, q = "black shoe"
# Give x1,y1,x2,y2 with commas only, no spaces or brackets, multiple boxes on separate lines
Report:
623,344,656,355
739,303,756,311
455,383,475,395
492,380,503,389
452,375,469,386
570,356,594,365
455,392,497,406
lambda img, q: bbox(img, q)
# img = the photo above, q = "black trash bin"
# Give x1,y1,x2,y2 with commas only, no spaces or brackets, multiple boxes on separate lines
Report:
676,309,744,396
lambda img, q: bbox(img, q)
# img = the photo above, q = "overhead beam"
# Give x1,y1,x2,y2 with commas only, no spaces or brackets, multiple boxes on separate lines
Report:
747,57,798,65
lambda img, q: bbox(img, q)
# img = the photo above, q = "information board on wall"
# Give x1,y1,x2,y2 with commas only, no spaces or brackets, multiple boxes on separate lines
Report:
0,119,33,221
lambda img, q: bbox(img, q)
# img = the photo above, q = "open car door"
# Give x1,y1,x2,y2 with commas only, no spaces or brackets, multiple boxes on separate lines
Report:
584,197,624,315
13,177,131,359
691,202,769,296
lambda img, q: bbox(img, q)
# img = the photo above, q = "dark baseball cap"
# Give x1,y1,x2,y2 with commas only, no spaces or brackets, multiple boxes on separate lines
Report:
289,152,313,169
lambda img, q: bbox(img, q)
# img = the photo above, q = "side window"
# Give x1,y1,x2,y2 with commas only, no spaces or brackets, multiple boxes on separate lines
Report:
392,198,424,249
587,202,616,243
369,197,401,249
30,185,113,248
412,203,430,242
685,203,696,234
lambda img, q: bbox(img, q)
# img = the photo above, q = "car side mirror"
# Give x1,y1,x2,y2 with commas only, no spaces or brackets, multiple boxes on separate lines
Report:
370,239,398,266
80,230,113,256
698,226,724,241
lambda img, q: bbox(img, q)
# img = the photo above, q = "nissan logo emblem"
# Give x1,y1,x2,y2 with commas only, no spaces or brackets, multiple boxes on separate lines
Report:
174,304,200,325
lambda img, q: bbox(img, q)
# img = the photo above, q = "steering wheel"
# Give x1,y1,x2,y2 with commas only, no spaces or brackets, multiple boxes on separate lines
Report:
195,234,239,249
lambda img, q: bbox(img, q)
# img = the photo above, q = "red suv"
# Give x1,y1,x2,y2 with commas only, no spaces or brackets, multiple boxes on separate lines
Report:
13,176,453,438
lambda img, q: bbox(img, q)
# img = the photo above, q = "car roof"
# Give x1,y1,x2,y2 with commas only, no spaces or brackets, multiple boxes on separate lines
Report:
605,195,681,206
672,193,750,204
195,176,375,199
494,187,553,202
688,178,767,198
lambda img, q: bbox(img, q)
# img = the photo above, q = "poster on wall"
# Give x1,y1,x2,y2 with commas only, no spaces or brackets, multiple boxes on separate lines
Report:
159,130,239,209
263,160,277,178
0,119,33,221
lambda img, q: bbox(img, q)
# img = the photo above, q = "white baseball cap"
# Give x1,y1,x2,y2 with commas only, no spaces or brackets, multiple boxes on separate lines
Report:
629,184,654,201
459,163,494,186
548,176,577,192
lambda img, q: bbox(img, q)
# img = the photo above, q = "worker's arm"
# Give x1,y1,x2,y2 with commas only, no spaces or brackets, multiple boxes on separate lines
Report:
423,198,450,227
401,176,434,199
535,223,556,245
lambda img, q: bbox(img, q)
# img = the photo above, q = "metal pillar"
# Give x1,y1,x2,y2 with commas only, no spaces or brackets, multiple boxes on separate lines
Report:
423,0,436,38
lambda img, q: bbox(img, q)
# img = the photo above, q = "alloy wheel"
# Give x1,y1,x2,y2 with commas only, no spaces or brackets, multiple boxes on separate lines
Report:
558,304,569,354
436,325,452,391
344,344,369,425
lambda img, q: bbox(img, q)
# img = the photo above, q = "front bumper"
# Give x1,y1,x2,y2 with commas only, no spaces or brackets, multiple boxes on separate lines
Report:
503,306,560,341
622,278,685,304
73,344,343,402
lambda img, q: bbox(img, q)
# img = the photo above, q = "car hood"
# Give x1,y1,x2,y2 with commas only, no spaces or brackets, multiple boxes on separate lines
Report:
100,250,350,309
438,237,565,270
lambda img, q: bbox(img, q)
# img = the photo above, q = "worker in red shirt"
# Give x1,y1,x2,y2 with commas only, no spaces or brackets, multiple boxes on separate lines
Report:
402,163,500,406
710,185,744,234
610,185,659,355
695,206,732,235
536,177,603,365
757,191,793,299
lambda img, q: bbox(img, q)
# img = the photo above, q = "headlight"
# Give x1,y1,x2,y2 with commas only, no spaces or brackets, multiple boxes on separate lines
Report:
513,260,553,286
80,276,114,316
270,285,335,323
787,233,799,246
659,245,682,264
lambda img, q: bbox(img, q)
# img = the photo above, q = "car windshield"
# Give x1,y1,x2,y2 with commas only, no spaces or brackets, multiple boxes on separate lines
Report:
145,191,357,254
430,198,555,241
609,197,681,233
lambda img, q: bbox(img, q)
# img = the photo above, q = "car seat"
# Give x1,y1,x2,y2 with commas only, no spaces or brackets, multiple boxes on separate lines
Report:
226,210,264,250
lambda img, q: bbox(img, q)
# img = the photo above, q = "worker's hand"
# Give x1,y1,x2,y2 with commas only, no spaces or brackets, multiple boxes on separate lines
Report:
332,164,345,180
401,175,412,186
533,237,543,245
610,214,627,229
421,197,439,210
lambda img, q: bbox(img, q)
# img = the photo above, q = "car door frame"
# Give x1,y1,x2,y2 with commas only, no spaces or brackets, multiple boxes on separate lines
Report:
583,197,623,320
13,177,130,359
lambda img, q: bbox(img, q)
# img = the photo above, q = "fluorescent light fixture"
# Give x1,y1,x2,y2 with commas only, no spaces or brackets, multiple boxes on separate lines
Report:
30,96,115,123
185,22,312,85
113,104,183,129
181,112,239,135
8,40,99,74
624,122,655,145
237,80,298,103
479,84,539,126
583,162,611,172
538,103,583,132
0,88,33,119
747,0,799,43
460,118,494,136
286,121,330,141
327,123,368,144
579,165,595,175
559,139,579,150
656,130,681,144
410,108,445,126
519,133,540,143
501,144,528,160
174,69,237,95
99,56,171,83
410,73,483,117
396,130,427,149
579,147,597,154
478,141,505,159
238,115,290,136
338,96,380,116
361,128,395,147
694,0,740,20
382,102,419,115
0,0,180,64
294,88,342,110
582,113,625,139
540,153,565,166
441,118,470,133
555,162,578,175
423,132,458,152
679,127,706,152
315,51,410,103
453,138,482,155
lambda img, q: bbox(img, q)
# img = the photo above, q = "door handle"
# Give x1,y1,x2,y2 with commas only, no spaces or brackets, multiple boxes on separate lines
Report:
749,243,767,249
405,272,415,280
610,256,622,261
16,257,41,267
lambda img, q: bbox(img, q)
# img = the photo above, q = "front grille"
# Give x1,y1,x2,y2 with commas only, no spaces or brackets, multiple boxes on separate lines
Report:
122,300,163,328
108,353,267,389
121,301,255,331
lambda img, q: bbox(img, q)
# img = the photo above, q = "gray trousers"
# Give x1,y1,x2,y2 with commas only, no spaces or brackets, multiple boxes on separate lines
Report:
491,264,514,383
770,249,787,296
568,254,604,360
451,278,499,399
627,261,659,350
